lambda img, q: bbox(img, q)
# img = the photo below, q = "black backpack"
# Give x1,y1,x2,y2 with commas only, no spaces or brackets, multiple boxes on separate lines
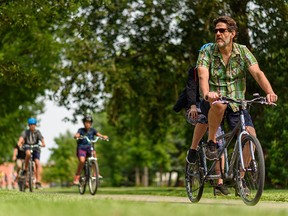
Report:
173,66,198,113
173,88,188,112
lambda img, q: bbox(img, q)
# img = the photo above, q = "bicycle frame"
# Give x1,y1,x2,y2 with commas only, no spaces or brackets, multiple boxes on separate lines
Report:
77,136,108,195
200,104,256,183
185,94,275,205
22,144,41,191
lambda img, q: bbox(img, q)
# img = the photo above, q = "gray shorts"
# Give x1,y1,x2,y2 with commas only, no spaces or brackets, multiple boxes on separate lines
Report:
185,102,208,126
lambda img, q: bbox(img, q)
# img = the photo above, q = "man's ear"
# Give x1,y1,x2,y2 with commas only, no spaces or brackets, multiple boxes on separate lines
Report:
231,30,236,39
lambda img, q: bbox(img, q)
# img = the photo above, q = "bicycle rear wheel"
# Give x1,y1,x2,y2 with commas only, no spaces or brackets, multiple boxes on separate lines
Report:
88,160,99,195
28,161,34,192
185,150,204,203
78,166,87,195
236,135,265,206
18,170,26,192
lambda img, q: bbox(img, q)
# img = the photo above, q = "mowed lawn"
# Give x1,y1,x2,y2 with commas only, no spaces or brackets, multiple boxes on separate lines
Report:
0,187,287,216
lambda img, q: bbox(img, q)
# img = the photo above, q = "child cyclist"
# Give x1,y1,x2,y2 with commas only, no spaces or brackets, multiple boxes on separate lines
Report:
73,115,109,185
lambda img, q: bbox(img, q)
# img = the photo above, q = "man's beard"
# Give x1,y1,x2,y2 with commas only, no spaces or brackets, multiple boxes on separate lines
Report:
216,38,230,48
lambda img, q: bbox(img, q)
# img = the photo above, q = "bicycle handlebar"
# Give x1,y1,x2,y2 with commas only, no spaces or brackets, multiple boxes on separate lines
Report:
77,135,109,143
212,94,277,106
22,143,42,150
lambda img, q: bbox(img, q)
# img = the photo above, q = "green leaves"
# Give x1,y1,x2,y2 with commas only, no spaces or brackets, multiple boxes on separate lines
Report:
0,0,287,187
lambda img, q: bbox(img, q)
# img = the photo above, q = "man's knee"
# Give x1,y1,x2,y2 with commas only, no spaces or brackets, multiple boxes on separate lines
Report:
209,104,226,121
25,151,31,157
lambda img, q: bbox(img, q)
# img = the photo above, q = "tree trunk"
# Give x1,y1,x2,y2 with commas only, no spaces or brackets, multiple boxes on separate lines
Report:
167,171,172,187
141,166,149,187
135,167,140,186
159,165,163,186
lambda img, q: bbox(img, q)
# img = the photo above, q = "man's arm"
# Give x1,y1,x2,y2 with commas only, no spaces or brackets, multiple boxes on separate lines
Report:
74,132,81,139
248,64,278,103
41,138,46,148
198,66,209,98
198,66,220,102
17,137,24,147
12,147,18,161
96,132,108,140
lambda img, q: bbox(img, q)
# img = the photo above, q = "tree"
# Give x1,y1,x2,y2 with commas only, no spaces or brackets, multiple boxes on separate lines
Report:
49,0,287,187
0,0,83,161
42,131,78,185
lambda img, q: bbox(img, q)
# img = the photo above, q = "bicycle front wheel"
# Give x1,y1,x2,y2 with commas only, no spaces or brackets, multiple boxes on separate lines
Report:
236,135,265,206
89,160,99,195
185,150,204,203
78,166,87,195
28,161,34,192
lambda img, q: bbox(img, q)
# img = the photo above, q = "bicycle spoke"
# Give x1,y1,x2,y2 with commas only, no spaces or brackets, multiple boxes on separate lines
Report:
89,161,99,195
78,167,87,195
236,135,265,206
185,153,204,203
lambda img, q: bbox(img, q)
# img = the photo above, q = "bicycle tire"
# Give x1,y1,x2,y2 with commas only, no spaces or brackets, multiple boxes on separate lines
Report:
78,165,87,195
28,161,34,192
18,172,26,192
235,135,265,206
185,150,204,203
88,160,99,195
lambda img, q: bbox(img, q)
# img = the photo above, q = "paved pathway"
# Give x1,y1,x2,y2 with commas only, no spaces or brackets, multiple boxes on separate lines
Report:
94,194,288,209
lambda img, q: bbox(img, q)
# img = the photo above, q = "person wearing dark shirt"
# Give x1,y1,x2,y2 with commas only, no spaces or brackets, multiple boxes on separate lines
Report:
73,115,109,185
12,144,26,184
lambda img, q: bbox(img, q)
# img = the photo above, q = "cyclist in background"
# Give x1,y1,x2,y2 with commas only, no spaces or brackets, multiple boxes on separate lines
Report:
17,117,46,189
73,115,109,185
12,143,26,184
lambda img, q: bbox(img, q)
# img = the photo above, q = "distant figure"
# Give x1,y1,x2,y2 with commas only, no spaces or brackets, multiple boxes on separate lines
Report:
73,115,108,185
17,117,46,189
12,143,26,184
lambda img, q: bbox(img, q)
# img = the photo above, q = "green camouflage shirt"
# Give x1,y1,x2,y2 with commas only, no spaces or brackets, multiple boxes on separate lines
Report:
197,43,258,111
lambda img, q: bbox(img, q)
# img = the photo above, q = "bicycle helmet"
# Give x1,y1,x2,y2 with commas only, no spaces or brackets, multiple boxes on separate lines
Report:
27,117,37,125
82,115,93,123
199,43,213,51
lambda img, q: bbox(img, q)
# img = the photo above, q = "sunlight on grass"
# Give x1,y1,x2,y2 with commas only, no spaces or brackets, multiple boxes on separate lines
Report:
0,188,287,216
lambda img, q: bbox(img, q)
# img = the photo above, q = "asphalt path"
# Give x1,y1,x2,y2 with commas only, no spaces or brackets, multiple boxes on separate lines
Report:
91,194,288,209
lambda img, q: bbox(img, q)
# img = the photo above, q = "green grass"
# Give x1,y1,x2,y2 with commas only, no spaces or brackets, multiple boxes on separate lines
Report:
97,186,288,202
0,187,287,216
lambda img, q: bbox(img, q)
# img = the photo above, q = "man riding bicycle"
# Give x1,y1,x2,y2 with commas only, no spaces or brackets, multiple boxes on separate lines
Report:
197,16,278,192
17,117,46,189
73,115,109,185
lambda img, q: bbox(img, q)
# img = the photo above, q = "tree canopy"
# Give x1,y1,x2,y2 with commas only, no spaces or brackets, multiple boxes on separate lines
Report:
1,0,287,187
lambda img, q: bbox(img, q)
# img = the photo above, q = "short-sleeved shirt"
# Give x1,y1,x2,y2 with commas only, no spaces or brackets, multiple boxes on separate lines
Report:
77,128,98,147
20,129,43,145
197,43,258,111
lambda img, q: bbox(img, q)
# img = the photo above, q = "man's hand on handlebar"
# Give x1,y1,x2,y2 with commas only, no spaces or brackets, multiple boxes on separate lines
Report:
205,92,221,102
266,93,278,104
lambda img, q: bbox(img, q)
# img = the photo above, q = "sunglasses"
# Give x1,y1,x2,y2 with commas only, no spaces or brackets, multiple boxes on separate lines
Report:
214,28,229,34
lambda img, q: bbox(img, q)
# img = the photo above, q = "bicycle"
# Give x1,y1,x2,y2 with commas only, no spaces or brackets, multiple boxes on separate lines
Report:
19,144,41,192
185,93,276,206
16,158,25,191
77,136,108,195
